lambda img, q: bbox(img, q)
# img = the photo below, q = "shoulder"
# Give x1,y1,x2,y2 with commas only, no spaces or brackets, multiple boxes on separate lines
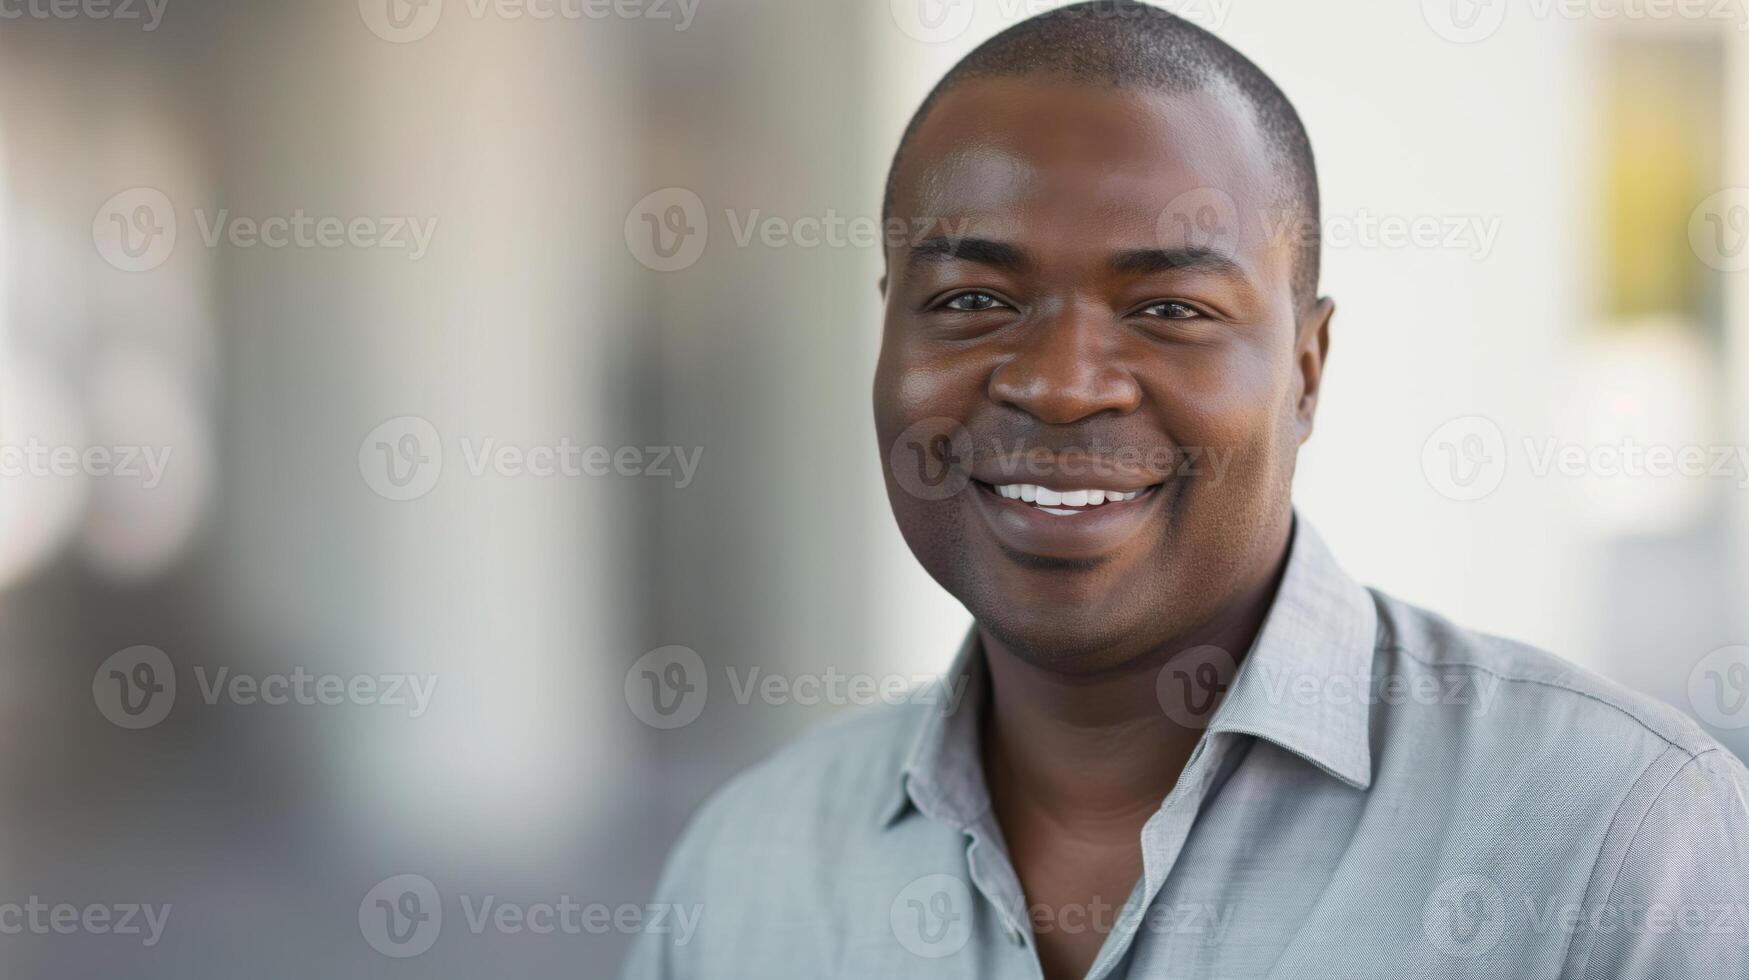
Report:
1368,586,1728,763
705,699,922,823
1364,589,1749,972
1363,587,1748,864
652,698,929,891
621,700,939,978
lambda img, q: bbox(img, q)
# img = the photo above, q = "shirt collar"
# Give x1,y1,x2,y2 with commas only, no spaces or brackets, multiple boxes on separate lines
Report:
881,516,1379,830
1203,519,1378,790
880,629,990,830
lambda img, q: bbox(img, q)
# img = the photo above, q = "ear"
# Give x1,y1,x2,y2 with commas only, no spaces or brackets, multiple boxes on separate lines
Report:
1293,297,1335,444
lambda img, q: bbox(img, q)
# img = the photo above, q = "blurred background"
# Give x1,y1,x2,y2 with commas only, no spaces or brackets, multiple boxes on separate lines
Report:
1,0,1747,975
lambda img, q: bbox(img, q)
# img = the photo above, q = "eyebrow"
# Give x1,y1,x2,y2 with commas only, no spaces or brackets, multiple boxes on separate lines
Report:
908,237,1030,273
1108,246,1247,281
906,238,1247,283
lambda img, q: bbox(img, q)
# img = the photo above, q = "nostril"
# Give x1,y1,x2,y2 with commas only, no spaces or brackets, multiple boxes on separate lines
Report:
987,348,1143,424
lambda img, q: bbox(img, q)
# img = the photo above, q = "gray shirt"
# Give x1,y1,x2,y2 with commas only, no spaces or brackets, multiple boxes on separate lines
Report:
623,522,1749,979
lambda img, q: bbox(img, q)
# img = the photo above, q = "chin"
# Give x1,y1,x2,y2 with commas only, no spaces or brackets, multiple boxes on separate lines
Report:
982,615,1151,674
964,578,1167,675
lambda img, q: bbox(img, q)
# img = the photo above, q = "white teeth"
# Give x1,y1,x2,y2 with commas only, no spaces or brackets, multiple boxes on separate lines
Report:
990,484,1146,510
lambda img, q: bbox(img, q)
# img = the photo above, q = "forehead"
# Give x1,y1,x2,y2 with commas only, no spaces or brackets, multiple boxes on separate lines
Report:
893,76,1281,257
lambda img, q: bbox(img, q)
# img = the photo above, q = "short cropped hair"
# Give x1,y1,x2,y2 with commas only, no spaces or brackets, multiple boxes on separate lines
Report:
882,0,1322,309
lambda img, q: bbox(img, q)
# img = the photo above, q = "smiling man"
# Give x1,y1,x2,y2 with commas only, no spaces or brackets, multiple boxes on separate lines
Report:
624,3,1749,978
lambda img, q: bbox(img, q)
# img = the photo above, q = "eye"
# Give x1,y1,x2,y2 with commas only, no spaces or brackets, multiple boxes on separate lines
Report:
940,291,1008,313
1140,300,1202,320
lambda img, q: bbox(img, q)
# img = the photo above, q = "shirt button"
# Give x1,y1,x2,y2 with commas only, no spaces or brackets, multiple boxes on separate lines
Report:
1007,924,1026,945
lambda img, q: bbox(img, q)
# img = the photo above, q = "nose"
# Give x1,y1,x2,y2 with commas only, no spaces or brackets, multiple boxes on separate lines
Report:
987,304,1143,424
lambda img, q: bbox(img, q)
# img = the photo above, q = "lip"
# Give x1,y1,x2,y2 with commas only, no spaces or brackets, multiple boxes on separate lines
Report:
970,457,1161,495
970,479,1164,562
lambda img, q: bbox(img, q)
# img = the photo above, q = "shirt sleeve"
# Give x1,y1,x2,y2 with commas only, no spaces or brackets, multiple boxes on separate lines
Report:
619,776,745,980
618,820,708,980
1569,747,1749,980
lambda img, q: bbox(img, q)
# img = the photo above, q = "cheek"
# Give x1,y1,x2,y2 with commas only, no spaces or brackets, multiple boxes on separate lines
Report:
874,335,975,519
1146,341,1294,452
874,331,988,435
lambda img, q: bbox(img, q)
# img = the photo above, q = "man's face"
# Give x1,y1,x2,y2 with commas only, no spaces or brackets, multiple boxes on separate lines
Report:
874,76,1329,672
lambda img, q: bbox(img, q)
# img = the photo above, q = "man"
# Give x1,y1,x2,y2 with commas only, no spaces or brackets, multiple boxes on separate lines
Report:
625,3,1749,978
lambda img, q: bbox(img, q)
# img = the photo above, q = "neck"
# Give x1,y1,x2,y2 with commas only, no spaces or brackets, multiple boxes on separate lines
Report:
980,524,1293,830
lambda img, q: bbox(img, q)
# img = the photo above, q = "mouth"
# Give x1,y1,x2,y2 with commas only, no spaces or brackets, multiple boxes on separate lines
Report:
970,479,1166,562
982,482,1150,516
